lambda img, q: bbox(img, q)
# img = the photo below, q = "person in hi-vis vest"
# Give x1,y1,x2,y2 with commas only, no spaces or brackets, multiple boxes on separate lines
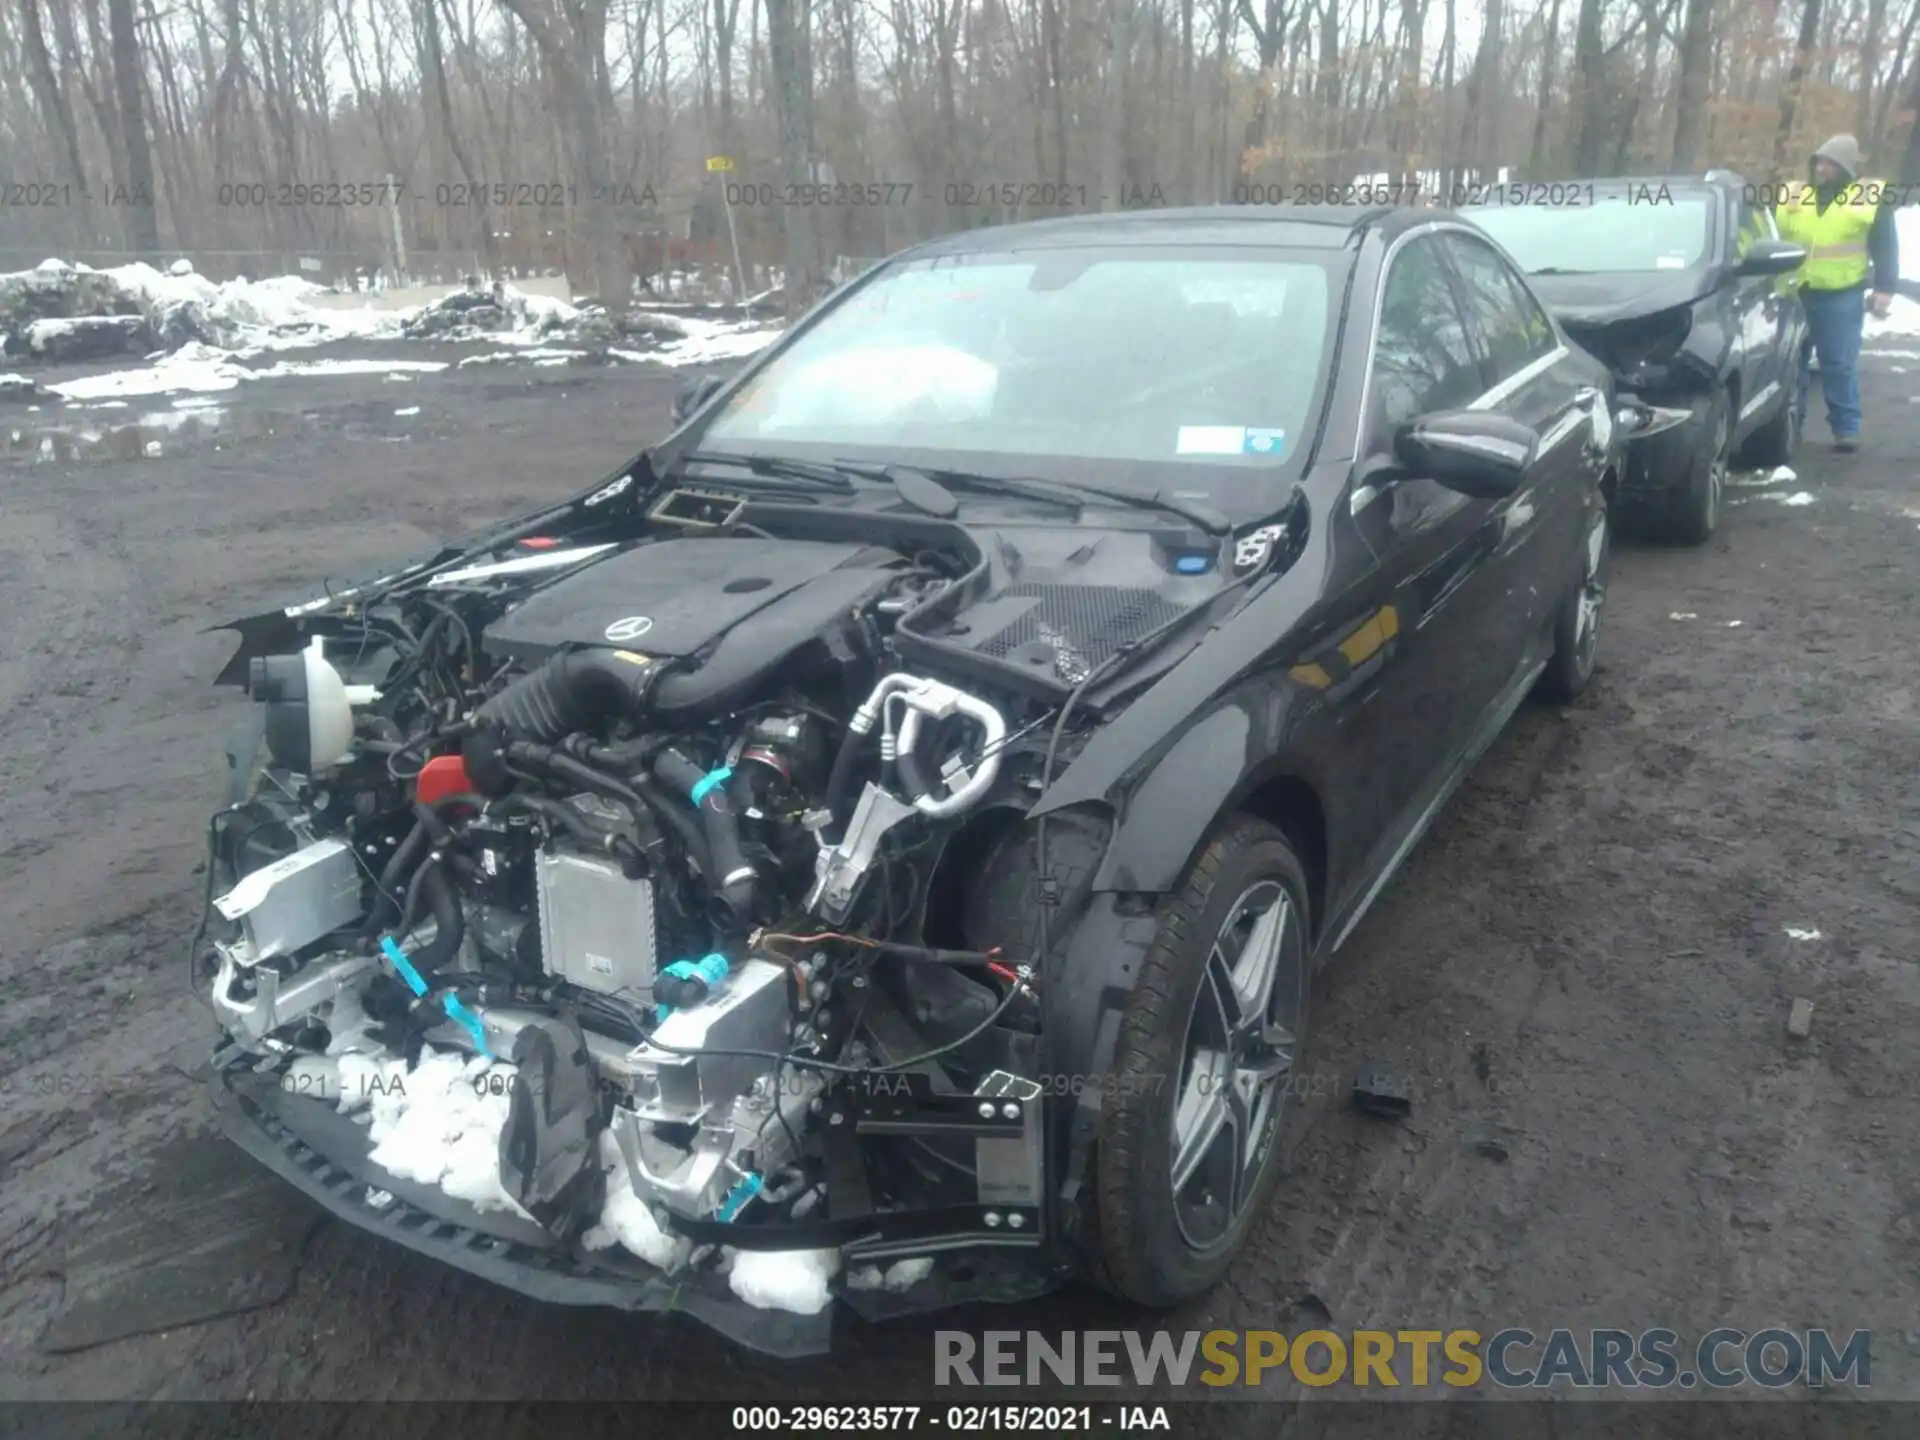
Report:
1774,134,1900,452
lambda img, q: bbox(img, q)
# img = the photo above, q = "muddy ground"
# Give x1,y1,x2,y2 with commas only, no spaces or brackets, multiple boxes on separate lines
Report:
0,340,1916,1410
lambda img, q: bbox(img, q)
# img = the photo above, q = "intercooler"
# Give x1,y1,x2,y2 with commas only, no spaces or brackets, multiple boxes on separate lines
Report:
533,848,658,999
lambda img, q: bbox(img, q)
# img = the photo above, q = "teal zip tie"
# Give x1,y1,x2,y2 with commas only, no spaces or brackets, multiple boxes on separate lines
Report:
442,994,494,1059
381,935,493,1058
380,936,428,996
689,765,733,806
717,1171,763,1221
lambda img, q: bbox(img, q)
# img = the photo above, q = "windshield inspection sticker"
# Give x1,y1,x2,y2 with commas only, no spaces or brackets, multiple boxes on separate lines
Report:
1177,426,1288,456
1177,425,1248,454
1655,254,1688,269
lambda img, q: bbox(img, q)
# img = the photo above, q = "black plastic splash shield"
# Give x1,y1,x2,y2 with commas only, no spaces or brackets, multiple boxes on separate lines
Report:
207,1044,833,1358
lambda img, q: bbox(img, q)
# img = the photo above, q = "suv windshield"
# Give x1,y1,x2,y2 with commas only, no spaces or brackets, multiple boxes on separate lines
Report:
690,246,1342,505
1467,195,1714,274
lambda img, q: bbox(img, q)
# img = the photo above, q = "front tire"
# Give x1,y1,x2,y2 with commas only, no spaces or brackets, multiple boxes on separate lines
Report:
1658,387,1731,545
1086,815,1311,1306
1738,386,1798,469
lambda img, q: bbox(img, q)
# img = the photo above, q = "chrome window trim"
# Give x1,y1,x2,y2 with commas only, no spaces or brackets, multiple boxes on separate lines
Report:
1350,221,1573,513
1352,220,1569,459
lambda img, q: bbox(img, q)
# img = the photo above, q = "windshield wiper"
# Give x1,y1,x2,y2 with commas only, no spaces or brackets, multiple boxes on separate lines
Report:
882,465,1229,534
1528,267,1593,276
678,449,860,492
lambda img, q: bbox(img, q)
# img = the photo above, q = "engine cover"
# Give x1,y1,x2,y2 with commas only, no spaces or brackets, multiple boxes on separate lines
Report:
481,537,889,662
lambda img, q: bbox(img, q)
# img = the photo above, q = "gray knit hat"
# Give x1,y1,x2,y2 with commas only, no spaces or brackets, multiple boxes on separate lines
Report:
1812,134,1863,178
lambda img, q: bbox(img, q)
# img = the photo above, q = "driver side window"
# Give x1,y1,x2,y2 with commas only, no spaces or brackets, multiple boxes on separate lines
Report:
1370,237,1482,449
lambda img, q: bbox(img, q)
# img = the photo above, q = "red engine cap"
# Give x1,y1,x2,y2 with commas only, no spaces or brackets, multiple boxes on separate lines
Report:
416,754,476,807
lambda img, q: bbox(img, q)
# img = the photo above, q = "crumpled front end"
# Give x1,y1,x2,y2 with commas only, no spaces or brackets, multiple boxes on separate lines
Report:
194,493,1233,1347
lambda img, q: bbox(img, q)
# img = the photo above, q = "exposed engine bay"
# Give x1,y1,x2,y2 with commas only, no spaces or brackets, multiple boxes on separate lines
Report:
198,475,1296,1328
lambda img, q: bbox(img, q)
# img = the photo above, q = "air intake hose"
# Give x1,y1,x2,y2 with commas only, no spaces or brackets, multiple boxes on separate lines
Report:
654,749,756,920
473,649,656,744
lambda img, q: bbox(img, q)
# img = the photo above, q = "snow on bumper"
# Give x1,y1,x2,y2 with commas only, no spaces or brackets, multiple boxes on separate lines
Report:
210,1042,837,1357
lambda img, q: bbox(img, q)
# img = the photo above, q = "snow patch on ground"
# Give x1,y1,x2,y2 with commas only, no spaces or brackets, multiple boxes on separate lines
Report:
46,344,245,399
650,321,781,367
1786,926,1823,940
43,345,447,400
456,347,587,368
727,1245,841,1315
1766,491,1816,506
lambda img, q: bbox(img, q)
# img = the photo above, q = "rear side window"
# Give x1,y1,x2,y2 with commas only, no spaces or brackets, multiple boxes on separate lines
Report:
1370,237,1482,441
1441,233,1559,381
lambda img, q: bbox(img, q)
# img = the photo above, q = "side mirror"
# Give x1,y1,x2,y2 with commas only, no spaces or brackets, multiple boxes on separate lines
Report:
1737,239,1808,278
671,372,729,424
1392,409,1538,499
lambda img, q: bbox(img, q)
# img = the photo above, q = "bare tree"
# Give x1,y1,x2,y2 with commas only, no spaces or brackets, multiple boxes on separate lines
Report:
1670,0,1714,167
764,0,820,311
496,0,633,307
1773,0,1823,178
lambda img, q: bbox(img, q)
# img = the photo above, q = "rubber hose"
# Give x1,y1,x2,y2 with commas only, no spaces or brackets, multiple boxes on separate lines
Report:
366,819,428,935
474,649,656,743
821,726,865,844
654,751,756,916
392,853,464,973
896,745,935,804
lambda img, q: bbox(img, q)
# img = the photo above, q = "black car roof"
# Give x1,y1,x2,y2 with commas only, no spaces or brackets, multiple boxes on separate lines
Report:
905,204,1435,257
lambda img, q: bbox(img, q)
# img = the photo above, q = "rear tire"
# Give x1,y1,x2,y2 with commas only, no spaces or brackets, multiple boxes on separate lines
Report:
1737,387,1798,469
1539,491,1610,702
1658,387,1731,545
1085,815,1311,1306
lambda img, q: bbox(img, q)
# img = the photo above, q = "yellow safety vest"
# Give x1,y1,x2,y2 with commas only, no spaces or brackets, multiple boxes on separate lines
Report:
1775,179,1880,291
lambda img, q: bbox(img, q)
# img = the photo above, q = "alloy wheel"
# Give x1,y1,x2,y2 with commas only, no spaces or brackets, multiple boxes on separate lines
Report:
1168,879,1306,1253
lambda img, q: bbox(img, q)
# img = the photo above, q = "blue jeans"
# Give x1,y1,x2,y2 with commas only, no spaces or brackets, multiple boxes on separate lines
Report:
1796,286,1864,439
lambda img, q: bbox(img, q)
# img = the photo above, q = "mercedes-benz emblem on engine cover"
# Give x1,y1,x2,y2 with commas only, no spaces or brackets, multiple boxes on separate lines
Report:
604,615,653,642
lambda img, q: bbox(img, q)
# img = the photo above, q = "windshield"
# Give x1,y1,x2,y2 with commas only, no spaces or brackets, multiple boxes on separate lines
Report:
1466,196,1713,274
689,247,1342,504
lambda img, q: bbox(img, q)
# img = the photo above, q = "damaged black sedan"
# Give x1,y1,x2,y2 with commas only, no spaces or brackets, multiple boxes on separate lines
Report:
198,205,1618,1356
1463,173,1807,543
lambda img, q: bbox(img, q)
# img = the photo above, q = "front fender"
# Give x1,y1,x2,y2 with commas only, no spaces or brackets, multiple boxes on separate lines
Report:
1086,696,1329,893
1030,518,1333,895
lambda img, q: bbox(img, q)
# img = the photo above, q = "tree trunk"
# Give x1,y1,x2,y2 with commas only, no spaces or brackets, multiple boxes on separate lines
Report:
1459,0,1503,181
498,0,632,310
18,0,94,241
1527,0,1565,176
1100,0,1135,208
1318,0,1342,182
1393,0,1427,181
1856,0,1888,141
1669,0,1714,168
1773,0,1823,180
425,0,497,272
1569,0,1608,177
765,0,820,313
107,0,160,249
1898,45,1920,183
